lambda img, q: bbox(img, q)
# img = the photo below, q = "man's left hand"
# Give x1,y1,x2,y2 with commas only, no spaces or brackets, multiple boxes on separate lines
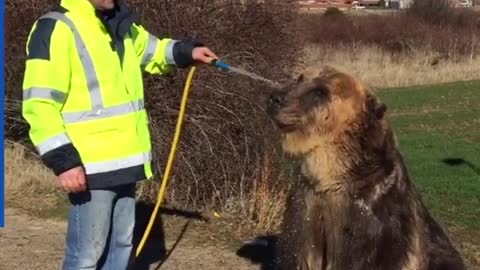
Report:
192,47,219,64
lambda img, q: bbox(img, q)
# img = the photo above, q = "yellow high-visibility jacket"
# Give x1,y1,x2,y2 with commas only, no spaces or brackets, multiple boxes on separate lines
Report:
22,0,202,189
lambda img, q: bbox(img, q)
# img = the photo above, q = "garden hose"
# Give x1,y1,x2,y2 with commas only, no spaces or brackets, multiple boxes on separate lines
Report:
135,65,197,258
134,59,230,259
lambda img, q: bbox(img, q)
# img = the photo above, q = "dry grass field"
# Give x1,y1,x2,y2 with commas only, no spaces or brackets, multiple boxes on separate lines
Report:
298,44,480,88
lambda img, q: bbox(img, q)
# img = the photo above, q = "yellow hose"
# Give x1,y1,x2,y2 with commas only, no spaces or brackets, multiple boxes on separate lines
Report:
135,66,197,257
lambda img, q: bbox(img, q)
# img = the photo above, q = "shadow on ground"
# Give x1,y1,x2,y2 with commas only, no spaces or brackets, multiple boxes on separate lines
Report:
128,201,208,270
442,158,480,176
236,235,278,270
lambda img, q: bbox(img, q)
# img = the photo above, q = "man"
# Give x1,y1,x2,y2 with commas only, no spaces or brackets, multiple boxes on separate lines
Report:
21,0,218,269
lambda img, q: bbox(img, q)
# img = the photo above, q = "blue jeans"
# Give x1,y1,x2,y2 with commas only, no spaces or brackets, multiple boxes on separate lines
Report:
61,183,136,270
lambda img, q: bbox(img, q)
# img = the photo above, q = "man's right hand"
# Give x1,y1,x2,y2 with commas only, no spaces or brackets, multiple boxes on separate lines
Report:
57,166,87,193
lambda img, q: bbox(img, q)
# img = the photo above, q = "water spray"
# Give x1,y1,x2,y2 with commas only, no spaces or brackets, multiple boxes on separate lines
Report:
210,59,282,89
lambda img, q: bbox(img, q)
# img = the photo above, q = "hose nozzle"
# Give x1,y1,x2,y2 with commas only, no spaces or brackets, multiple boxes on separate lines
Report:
210,58,230,71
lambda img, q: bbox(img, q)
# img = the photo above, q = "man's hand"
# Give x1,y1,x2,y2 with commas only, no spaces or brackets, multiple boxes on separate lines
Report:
57,166,87,193
192,47,219,65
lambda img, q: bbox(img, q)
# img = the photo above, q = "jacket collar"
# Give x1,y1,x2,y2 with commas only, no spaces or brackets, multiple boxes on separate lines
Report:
98,0,136,39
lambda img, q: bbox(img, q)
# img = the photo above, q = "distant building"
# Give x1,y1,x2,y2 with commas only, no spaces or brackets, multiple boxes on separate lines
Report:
297,0,353,10
457,0,473,7
359,0,382,5
388,0,473,9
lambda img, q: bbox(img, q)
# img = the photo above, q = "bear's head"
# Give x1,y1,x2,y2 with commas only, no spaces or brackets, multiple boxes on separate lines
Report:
267,65,387,156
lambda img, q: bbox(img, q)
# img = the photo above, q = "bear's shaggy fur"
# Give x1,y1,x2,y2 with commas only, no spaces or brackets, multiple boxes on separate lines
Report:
267,65,466,270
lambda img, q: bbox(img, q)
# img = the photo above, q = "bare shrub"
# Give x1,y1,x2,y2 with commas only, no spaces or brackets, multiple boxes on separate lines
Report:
406,0,480,28
124,0,299,215
300,6,480,57
323,7,345,18
406,0,455,25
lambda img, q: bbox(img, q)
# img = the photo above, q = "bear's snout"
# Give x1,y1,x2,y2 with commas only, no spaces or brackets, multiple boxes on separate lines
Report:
268,91,287,110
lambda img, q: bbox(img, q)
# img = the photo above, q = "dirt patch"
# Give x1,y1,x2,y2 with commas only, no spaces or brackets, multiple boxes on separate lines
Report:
0,208,66,270
1,207,478,269
0,207,264,270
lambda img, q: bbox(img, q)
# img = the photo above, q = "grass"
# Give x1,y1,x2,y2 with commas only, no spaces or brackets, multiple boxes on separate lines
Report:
4,141,70,219
378,80,480,267
377,80,480,230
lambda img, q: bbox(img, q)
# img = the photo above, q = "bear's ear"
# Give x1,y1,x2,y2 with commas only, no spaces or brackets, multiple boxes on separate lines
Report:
367,93,387,120
297,74,304,83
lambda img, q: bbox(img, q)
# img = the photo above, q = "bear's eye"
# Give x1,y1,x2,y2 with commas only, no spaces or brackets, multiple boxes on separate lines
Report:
313,86,328,99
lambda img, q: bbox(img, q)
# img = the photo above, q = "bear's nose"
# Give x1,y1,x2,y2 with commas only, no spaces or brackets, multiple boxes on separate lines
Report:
269,91,286,107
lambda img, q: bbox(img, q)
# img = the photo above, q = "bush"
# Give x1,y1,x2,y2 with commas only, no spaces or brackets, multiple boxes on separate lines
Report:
300,4,480,57
5,0,300,225
407,0,454,25
323,7,344,18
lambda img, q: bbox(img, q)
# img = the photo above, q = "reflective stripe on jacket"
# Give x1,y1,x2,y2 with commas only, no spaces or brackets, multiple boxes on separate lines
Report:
22,0,201,188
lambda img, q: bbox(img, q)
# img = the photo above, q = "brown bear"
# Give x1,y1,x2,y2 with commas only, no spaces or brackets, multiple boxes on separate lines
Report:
266,65,467,270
